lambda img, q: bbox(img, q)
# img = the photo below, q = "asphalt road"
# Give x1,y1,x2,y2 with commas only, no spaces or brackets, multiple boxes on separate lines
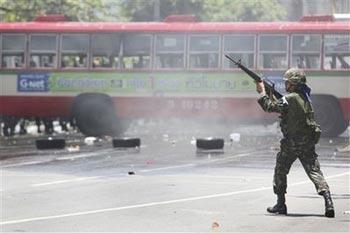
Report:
0,122,349,232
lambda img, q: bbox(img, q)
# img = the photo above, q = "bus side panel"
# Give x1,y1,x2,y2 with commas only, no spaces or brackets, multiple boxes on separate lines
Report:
0,73,73,117
0,96,73,117
113,96,271,120
340,98,350,122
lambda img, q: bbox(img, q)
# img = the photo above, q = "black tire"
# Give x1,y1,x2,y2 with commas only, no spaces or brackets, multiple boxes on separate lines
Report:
196,138,224,150
311,95,347,137
112,138,141,148
72,93,122,137
36,139,65,150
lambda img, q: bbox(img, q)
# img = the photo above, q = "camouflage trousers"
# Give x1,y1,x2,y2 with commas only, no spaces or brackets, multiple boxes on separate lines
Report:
273,141,330,195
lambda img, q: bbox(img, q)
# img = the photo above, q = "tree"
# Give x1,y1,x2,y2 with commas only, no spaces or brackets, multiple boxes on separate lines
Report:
0,0,120,22
119,0,287,22
202,0,287,22
119,0,204,22
0,0,287,22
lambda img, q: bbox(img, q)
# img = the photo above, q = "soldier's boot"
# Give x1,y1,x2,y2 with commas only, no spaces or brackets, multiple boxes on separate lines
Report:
267,194,287,215
322,191,335,218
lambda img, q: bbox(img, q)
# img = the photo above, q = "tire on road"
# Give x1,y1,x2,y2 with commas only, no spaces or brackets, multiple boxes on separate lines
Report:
71,93,122,137
36,138,66,150
196,138,224,150
311,95,348,137
112,138,141,148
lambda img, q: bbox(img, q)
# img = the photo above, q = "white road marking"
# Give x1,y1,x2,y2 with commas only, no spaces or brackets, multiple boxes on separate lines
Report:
1,152,251,190
321,163,350,168
0,186,272,226
0,149,115,168
140,152,252,172
140,164,195,172
31,176,102,187
163,174,253,179
2,171,348,226
289,172,350,187
54,150,115,161
0,160,52,168
1,144,145,168
206,152,252,163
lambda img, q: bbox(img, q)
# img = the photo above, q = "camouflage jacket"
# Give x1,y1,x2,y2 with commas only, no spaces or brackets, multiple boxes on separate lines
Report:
258,92,321,146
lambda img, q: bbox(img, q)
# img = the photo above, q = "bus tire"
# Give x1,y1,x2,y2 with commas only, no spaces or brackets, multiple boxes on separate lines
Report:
36,138,65,150
311,95,347,137
112,138,141,148
196,138,224,150
72,93,121,137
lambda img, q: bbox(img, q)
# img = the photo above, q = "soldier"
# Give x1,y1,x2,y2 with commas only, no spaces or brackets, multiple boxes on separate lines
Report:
255,68,335,218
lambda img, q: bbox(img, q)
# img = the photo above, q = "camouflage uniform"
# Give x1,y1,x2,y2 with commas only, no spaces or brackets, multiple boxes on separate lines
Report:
258,68,329,195
258,93,329,195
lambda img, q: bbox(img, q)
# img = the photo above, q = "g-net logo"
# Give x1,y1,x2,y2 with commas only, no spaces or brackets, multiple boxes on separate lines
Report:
17,73,49,92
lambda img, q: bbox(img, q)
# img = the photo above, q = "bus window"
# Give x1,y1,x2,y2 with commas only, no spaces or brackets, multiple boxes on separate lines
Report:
91,34,120,69
324,34,350,70
30,34,57,68
189,35,219,69
1,34,25,68
223,35,254,69
155,34,185,69
122,34,151,69
61,34,89,68
259,35,287,69
291,34,321,69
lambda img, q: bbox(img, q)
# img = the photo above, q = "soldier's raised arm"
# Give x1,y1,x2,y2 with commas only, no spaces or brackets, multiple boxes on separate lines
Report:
255,81,288,114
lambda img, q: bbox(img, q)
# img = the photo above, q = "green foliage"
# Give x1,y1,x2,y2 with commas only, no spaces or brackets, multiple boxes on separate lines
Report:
119,0,286,22
0,0,287,22
202,0,287,21
0,0,119,22
119,0,204,21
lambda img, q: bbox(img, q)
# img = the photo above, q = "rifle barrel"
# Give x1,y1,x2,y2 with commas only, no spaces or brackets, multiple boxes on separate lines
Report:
224,54,283,99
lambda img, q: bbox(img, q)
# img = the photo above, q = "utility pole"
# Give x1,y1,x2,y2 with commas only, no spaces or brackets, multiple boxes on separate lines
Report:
154,0,160,21
331,0,336,14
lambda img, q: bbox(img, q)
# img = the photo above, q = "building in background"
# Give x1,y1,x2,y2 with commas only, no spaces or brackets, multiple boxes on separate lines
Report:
281,0,350,21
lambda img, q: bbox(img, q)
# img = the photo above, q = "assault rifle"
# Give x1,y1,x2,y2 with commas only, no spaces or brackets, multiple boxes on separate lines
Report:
225,54,283,99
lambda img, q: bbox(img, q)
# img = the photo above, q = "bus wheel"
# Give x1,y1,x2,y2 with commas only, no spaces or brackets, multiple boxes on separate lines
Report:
72,93,121,137
312,95,347,137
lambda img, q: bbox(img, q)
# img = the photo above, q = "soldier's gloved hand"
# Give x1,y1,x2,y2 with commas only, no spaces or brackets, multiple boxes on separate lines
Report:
256,81,266,96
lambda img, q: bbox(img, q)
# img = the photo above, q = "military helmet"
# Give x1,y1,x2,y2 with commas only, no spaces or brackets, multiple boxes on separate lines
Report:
283,68,306,85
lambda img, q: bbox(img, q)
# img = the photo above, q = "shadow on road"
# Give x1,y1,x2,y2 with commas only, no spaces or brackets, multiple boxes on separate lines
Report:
332,194,350,199
264,213,325,218
286,213,325,218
